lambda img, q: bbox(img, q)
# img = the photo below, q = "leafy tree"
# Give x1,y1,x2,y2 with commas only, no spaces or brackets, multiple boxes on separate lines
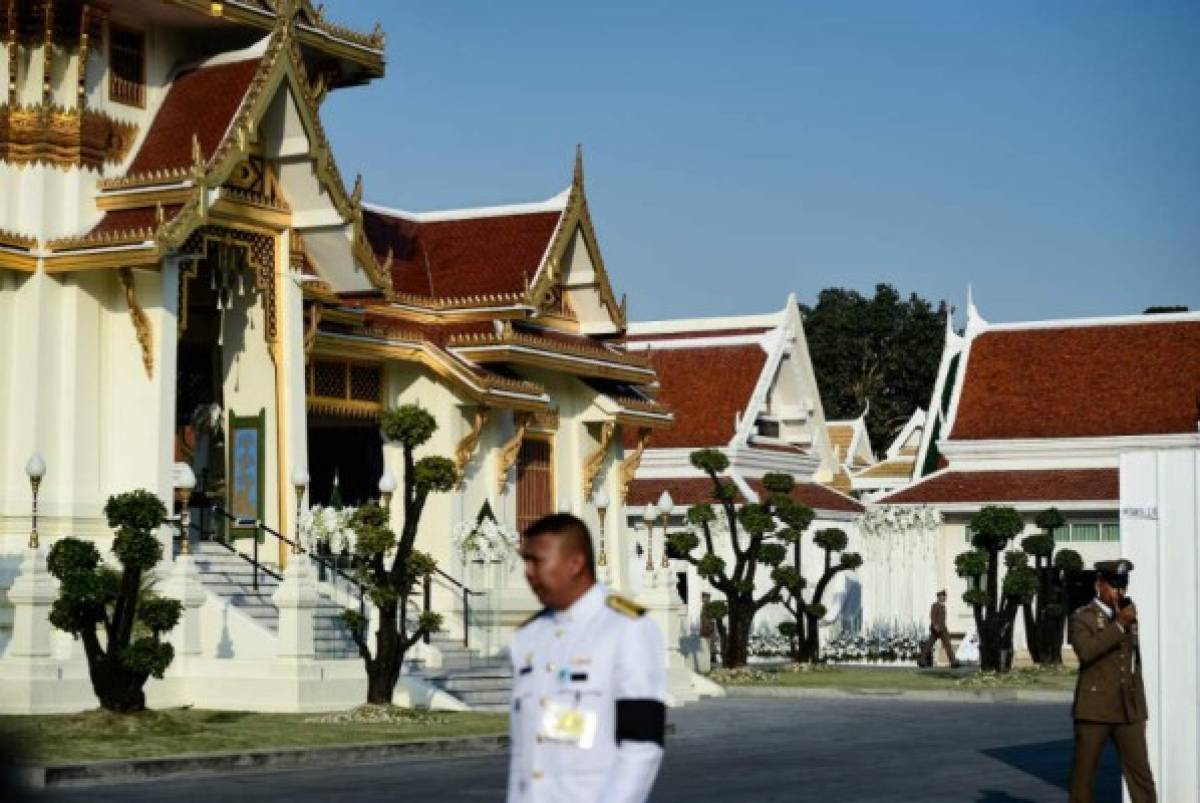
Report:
46,490,182,712
1019,508,1083,665
778,524,862,663
800,284,947,452
666,458,822,668
955,506,1036,673
343,405,456,704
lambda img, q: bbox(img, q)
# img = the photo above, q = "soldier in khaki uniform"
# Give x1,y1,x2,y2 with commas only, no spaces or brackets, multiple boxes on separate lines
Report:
919,590,960,668
1068,559,1157,803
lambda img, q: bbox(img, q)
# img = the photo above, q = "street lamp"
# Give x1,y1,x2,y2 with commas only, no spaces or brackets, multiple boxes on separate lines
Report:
175,464,197,555
656,490,674,569
641,503,658,571
290,465,309,555
593,487,610,569
25,453,46,549
378,469,397,509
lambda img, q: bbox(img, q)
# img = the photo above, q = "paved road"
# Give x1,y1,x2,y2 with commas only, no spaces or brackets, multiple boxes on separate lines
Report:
34,697,1120,802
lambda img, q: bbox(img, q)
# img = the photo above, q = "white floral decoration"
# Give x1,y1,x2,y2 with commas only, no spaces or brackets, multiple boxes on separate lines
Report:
300,504,357,554
452,515,520,565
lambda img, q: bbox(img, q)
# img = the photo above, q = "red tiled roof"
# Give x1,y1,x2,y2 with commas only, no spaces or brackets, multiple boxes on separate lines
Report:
626,477,863,513
745,478,865,513
951,322,1200,440
125,59,262,176
362,208,563,300
626,326,773,342
628,344,767,448
882,469,1119,505
87,205,183,237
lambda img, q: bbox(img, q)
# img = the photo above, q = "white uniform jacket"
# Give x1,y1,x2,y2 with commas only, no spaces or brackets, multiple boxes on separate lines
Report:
506,582,666,803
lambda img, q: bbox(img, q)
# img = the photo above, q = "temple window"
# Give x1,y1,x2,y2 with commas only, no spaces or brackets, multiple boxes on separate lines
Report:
109,23,145,107
516,437,554,534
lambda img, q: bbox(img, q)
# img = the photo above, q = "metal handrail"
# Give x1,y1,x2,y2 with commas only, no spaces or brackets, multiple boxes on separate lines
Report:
197,504,485,651
207,505,368,643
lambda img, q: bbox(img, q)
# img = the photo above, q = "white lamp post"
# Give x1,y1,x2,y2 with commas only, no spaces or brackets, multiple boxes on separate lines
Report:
378,469,397,509
641,503,658,571
25,453,46,550
175,464,197,555
593,486,610,570
656,490,674,568
290,466,309,554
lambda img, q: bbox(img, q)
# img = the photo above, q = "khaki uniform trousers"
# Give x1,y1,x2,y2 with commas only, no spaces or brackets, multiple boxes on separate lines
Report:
920,627,954,666
1069,720,1156,803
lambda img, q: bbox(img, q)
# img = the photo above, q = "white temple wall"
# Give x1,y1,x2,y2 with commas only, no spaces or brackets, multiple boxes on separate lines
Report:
219,278,281,549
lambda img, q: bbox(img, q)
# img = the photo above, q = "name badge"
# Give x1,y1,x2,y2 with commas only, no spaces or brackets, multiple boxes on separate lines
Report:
540,702,597,749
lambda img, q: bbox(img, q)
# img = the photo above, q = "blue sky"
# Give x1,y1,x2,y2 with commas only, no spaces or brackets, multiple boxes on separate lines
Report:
321,1,1200,324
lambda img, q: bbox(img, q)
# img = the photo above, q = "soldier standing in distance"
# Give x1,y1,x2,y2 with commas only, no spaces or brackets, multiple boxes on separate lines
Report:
507,513,666,803
920,590,960,668
1068,559,1157,803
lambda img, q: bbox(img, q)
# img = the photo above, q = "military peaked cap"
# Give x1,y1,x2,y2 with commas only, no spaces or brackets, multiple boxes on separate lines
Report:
1094,559,1134,588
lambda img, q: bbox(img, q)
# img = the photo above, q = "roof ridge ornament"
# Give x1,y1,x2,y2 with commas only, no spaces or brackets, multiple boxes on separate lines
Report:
966,285,988,338
573,143,584,188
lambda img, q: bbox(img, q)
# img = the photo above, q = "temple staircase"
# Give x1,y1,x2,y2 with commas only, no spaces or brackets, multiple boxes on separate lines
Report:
421,632,512,712
187,541,361,660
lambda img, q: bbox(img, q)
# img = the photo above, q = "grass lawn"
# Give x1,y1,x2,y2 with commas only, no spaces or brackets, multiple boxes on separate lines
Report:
0,706,508,764
712,664,1078,692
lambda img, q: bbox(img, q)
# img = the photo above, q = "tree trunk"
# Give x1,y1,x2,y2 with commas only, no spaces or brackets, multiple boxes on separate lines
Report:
802,613,821,663
366,601,402,705
722,602,753,668
1022,601,1040,664
978,618,1003,672
91,656,149,713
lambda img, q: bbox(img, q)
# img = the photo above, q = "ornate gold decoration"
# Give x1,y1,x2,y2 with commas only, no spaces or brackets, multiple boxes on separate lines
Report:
0,104,139,169
119,268,154,378
618,427,651,503
496,414,529,495
177,259,198,334
41,0,53,106
303,303,321,361
180,226,278,343
582,420,615,500
5,1,16,106
454,406,490,478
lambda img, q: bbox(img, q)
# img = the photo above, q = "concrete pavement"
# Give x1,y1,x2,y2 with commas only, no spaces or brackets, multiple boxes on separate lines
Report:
32,696,1121,802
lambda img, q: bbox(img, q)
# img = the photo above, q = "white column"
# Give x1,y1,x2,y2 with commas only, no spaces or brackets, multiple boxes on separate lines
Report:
637,566,699,706
1119,450,1200,803
6,546,57,660
160,552,208,662
273,554,319,661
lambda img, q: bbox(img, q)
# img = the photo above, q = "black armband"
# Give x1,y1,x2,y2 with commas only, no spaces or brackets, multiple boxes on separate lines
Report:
615,699,666,747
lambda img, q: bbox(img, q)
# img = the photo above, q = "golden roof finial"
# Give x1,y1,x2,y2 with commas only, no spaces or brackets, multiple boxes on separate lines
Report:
350,173,363,208
191,132,205,179
573,143,584,188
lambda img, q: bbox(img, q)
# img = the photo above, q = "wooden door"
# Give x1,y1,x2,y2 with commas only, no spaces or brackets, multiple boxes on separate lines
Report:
516,438,553,533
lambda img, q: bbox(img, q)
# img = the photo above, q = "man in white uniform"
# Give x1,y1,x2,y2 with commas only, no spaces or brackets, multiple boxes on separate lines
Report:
507,513,666,803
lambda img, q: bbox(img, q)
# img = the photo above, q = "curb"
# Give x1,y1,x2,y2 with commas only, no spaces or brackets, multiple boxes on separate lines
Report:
20,734,510,789
723,685,1073,704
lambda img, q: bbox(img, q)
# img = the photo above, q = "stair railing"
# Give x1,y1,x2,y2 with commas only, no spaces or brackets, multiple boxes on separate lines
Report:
208,504,368,643
425,568,487,649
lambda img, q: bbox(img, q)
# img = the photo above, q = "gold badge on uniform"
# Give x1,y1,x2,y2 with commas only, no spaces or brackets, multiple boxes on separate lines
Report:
541,702,597,749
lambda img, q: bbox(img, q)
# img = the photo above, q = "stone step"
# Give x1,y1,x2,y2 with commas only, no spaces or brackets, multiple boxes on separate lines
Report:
445,689,511,707
436,676,513,693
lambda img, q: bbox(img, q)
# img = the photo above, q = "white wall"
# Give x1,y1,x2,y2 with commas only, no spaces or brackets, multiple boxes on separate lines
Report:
1119,449,1200,803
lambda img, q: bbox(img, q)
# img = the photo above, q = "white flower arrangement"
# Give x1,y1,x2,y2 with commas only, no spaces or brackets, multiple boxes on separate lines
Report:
860,504,942,538
824,621,925,664
451,514,519,565
300,504,357,554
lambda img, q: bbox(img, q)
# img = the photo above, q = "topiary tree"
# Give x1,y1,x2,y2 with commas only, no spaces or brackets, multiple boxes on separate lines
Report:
343,404,456,704
46,490,182,712
778,524,863,663
955,505,1036,672
1020,508,1083,665
666,458,822,668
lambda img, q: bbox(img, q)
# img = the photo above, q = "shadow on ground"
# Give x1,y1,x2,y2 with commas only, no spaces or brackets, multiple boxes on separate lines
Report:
982,738,1120,803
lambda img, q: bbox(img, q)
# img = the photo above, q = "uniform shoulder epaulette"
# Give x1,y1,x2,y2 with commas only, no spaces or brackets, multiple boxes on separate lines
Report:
518,608,549,629
606,593,646,619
